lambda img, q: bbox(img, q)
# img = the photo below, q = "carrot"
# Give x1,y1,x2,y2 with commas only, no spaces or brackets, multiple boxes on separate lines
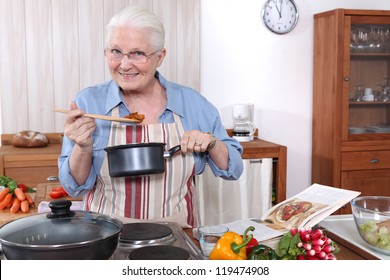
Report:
20,200,30,213
14,187,26,201
0,193,13,210
6,198,13,208
24,193,34,206
10,197,21,214
0,187,10,201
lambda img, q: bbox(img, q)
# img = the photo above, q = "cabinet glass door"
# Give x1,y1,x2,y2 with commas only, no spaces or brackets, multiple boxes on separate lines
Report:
348,21,390,137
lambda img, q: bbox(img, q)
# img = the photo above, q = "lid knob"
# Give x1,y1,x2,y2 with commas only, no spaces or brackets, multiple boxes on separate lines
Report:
47,199,75,219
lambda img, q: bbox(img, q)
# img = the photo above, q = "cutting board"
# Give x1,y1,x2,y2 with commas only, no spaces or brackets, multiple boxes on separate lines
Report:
0,183,81,226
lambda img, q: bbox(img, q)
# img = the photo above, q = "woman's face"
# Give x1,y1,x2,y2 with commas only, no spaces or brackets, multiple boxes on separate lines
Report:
106,26,165,93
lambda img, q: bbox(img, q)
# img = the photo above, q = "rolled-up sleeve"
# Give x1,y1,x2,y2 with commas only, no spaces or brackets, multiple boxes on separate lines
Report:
58,137,100,197
206,138,243,180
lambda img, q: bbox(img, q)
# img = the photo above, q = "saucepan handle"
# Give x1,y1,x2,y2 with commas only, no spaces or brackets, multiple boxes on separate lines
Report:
163,145,181,158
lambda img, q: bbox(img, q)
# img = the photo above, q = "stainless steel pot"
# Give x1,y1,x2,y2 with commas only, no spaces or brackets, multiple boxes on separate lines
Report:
0,200,123,260
104,143,181,177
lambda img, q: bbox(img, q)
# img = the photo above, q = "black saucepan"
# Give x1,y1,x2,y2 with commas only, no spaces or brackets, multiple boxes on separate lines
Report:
104,142,181,177
0,200,123,260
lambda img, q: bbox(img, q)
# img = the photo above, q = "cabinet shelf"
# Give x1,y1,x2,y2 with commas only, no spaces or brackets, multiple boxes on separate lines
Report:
351,53,390,57
349,101,390,105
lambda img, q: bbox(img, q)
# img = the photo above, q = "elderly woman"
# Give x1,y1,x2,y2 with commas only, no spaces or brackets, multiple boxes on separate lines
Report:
58,5,243,227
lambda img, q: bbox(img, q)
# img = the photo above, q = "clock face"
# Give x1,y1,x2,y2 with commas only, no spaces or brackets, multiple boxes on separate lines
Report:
262,0,299,34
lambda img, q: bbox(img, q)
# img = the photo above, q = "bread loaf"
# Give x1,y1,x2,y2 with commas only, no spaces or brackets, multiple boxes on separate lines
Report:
12,130,50,148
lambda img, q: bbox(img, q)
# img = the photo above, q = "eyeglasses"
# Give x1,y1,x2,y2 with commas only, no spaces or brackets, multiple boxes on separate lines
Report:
104,48,161,64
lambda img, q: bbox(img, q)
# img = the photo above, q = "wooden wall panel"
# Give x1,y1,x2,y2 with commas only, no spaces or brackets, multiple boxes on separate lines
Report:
52,0,80,131
24,0,54,131
154,0,178,83
78,0,105,89
0,0,28,131
176,0,200,90
0,0,200,135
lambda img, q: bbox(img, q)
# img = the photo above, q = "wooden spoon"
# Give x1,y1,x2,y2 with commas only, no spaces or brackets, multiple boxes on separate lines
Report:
54,109,141,123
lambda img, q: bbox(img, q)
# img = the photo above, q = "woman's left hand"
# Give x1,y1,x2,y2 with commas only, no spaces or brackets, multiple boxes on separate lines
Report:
180,130,216,153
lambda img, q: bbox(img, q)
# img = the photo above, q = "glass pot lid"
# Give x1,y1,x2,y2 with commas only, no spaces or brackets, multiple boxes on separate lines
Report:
0,200,123,247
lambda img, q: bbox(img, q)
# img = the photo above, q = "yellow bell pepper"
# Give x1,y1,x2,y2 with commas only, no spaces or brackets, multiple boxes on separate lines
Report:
209,226,255,260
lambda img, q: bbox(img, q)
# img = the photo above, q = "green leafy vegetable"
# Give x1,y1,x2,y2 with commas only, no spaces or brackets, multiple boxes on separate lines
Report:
0,176,35,194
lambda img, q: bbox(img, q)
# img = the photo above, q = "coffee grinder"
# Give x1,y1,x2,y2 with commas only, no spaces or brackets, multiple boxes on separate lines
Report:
232,104,256,142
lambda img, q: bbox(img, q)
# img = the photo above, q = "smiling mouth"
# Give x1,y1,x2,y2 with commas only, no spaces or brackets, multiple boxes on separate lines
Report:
120,73,138,79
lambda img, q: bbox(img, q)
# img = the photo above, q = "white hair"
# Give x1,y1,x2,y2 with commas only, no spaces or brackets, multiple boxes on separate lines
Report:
106,5,165,50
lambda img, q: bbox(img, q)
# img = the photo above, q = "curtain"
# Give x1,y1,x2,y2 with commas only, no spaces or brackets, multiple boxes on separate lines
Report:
195,158,273,226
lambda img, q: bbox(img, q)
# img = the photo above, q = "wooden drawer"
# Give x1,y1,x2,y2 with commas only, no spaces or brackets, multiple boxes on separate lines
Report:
341,150,390,171
4,166,59,187
340,169,390,213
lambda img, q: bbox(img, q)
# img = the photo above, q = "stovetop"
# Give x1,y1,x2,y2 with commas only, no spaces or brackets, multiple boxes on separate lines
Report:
110,222,205,260
0,221,205,260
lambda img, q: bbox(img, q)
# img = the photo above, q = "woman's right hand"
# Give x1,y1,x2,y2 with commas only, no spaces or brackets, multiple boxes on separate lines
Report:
64,102,96,148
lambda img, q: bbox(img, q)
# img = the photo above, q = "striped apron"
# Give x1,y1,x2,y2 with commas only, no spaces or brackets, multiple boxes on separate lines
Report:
84,106,199,228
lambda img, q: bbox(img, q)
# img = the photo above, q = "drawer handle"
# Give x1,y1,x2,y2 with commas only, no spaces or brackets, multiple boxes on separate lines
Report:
249,159,263,164
370,159,380,164
47,176,59,181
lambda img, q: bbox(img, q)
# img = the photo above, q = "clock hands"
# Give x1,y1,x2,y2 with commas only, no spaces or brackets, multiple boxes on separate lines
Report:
275,0,283,19
280,0,284,17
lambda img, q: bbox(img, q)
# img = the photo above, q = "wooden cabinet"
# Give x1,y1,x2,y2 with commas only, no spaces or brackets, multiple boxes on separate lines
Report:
0,133,62,187
312,9,390,214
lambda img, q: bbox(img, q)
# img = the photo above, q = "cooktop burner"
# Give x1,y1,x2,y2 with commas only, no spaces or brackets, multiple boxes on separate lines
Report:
120,223,173,245
110,222,205,260
128,245,190,260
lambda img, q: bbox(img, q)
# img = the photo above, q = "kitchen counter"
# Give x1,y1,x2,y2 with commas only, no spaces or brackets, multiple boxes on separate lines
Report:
183,215,389,260
319,215,390,260
182,229,375,260
2,184,374,260
0,183,80,226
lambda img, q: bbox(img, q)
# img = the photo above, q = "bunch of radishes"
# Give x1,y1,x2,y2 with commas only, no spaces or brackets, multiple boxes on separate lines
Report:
290,227,339,260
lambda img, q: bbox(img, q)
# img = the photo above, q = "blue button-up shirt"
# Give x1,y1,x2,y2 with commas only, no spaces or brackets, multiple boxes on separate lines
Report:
58,72,243,197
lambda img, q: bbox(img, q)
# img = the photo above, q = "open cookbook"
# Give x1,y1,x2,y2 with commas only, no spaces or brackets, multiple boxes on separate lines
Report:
217,183,361,242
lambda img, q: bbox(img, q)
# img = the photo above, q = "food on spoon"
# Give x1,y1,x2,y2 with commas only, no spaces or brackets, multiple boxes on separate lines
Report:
124,112,145,122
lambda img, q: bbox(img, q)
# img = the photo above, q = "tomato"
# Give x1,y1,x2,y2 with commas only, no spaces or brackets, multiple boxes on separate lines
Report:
49,186,68,199
49,190,66,199
17,184,27,193
51,187,68,196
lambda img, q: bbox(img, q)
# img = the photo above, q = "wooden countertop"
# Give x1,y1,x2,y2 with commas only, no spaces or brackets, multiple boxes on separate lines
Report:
0,183,80,226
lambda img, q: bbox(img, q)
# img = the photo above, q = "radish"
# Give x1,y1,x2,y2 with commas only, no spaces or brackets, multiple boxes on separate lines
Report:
312,245,322,253
303,243,312,251
306,249,316,256
312,238,325,246
290,227,298,236
311,229,323,240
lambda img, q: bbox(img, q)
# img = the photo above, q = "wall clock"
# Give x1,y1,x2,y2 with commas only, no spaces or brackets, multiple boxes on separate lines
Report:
261,0,299,34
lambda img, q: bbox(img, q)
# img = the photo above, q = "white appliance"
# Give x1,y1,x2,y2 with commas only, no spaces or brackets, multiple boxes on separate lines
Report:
232,103,256,142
